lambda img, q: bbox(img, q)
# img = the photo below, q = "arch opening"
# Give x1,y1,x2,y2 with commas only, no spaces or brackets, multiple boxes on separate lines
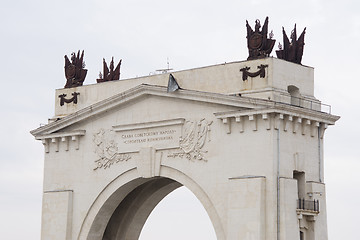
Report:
102,177,181,240
139,186,217,240
85,174,221,240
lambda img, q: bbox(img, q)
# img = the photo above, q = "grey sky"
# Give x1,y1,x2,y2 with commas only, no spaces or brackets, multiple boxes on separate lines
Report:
1,0,359,239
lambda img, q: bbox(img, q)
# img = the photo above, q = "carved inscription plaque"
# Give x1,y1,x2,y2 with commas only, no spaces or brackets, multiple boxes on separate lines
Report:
121,129,177,144
113,118,184,152
93,118,212,170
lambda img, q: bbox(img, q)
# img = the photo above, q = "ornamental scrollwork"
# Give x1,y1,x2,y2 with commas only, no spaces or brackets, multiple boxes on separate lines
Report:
168,119,212,161
93,129,131,170
240,64,268,81
58,92,80,106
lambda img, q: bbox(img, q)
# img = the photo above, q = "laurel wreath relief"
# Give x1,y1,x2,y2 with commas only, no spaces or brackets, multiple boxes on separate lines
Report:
93,129,131,170
168,119,213,161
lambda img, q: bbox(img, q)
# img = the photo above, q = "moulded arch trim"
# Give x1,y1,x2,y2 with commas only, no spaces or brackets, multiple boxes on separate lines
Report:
78,167,141,239
78,166,225,240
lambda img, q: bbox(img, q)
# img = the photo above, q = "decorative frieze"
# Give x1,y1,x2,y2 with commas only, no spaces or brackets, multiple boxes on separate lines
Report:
235,116,245,133
311,122,320,137
274,113,284,130
302,119,311,135
284,115,291,132
214,109,332,138
249,114,257,131
91,118,213,170
36,130,85,153
52,138,59,152
222,117,231,134
262,113,271,130
293,117,302,133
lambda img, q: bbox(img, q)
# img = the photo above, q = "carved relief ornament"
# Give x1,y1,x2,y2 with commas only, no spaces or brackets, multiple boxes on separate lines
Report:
93,129,131,170
168,119,213,161
240,64,268,81
58,92,80,106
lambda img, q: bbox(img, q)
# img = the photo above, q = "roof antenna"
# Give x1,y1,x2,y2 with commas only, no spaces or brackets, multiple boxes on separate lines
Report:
156,57,173,74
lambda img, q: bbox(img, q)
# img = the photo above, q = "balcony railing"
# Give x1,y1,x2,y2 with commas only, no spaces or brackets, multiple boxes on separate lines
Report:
297,199,320,213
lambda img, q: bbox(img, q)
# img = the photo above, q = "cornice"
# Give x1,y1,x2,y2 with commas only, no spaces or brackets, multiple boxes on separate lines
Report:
31,84,274,137
31,84,339,138
36,130,86,153
214,105,339,138
214,106,340,125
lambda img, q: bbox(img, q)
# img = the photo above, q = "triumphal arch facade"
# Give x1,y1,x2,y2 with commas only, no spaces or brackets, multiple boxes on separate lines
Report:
32,57,339,239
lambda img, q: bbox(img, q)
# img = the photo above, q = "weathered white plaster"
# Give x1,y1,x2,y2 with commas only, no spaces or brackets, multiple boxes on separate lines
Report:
41,190,73,240
32,58,339,240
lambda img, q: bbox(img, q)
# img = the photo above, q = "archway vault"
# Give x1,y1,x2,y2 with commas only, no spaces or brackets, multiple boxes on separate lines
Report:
79,166,226,240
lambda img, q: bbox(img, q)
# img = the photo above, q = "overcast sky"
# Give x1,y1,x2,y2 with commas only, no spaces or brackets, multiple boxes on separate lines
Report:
1,0,359,239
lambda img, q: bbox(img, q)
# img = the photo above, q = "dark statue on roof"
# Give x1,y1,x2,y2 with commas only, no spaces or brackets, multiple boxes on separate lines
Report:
97,57,122,83
64,50,87,88
276,24,306,64
246,17,276,60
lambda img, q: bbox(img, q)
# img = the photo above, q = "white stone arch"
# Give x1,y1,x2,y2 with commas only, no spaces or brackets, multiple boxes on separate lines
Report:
31,59,339,240
78,166,225,240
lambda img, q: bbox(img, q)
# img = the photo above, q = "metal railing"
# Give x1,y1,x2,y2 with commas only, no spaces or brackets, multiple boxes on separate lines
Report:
278,94,332,114
297,199,320,212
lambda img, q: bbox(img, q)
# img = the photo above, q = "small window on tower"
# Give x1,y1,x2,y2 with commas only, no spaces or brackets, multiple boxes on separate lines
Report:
288,85,301,106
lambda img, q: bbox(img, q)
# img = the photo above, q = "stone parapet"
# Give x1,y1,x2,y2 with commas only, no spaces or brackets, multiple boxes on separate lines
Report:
54,58,315,118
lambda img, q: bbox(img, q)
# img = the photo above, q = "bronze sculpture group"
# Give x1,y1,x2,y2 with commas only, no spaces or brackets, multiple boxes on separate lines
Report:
276,24,306,64
64,50,88,88
246,17,306,63
64,52,122,88
246,17,275,60
63,17,306,89
96,57,122,83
